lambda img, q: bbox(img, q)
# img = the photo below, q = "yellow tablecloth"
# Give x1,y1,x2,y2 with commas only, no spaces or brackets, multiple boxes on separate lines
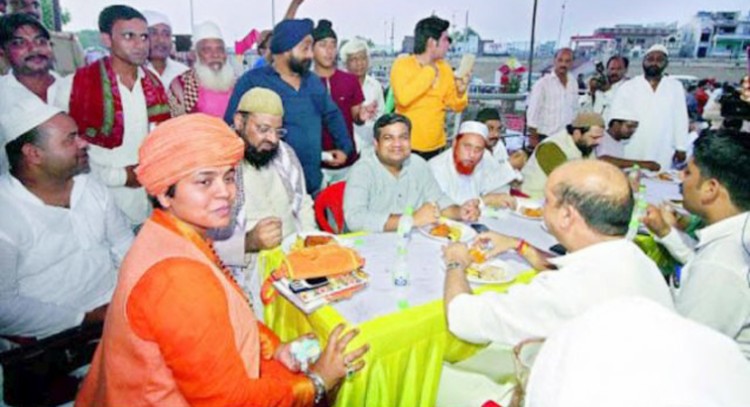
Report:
258,248,536,407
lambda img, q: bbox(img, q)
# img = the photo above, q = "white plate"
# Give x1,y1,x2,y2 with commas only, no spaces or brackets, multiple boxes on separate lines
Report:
513,198,544,221
417,219,477,243
465,259,517,284
281,231,340,253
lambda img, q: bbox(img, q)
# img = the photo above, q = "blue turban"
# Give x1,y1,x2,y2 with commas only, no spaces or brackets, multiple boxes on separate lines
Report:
270,18,314,54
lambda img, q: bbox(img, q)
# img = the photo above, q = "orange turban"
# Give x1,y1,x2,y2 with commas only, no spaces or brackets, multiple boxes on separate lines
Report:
136,113,244,196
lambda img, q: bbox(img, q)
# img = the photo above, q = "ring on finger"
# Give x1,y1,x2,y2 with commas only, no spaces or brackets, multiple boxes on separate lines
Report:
346,364,355,380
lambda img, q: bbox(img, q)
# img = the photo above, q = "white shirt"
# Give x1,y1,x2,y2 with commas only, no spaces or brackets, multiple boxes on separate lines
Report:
673,213,750,358
352,75,385,153
527,297,750,407
490,140,523,182
526,72,579,136
146,58,189,89
610,75,689,169
429,148,514,205
447,239,674,345
580,79,625,123
0,174,133,338
595,130,626,159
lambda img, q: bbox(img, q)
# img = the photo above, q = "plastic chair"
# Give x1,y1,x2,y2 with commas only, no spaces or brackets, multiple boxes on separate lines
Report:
314,181,346,234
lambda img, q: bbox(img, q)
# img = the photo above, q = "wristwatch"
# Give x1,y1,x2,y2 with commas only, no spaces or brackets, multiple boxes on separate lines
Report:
445,261,466,271
306,371,326,404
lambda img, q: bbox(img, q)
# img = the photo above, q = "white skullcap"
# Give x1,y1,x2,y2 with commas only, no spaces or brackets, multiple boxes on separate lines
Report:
193,21,224,44
340,38,369,61
608,104,638,123
645,44,668,57
457,121,489,140
0,77,62,147
141,10,171,28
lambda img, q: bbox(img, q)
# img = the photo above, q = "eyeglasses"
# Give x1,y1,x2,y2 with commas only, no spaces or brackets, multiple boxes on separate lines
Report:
252,121,287,138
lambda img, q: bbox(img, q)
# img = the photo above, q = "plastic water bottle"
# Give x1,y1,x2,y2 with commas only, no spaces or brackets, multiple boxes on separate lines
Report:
626,185,648,240
628,164,641,192
393,207,413,309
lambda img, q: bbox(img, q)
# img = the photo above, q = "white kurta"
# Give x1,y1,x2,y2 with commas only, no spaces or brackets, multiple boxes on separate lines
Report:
672,213,750,358
447,239,674,345
594,130,626,159
526,297,750,407
352,75,385,153
429,148,514,205
146,58,189,89
580,79,625,123
0,174,133,338
610,75,689,169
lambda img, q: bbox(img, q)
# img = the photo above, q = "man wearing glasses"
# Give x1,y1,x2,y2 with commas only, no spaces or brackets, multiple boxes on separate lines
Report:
213,88,316,312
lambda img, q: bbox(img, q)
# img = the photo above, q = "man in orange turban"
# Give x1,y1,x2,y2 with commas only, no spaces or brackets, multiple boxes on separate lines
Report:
76,113,368,407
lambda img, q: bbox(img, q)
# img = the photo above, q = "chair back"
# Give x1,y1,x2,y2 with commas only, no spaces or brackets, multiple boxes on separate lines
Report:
314,181,346,234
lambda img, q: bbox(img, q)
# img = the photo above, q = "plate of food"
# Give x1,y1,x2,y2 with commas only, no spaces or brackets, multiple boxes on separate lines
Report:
464,258,517,284
513,198,544,220
282,231,340,253
647,170,681,183
418,218,477,243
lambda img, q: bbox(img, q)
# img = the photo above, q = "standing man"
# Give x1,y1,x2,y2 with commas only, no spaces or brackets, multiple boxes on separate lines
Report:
429,121,516,208
141,9,188,89
596,105,660,171
311,19,374,184
224,18,353,196
340,37,385,153
169,21,235,118
582,55,629,120
390,15,468,160
475,107,526,178
610,44,689,170
344,113,479,233
521,112,605,199
64,5,171,226
642,130,750,357
526,48,579,149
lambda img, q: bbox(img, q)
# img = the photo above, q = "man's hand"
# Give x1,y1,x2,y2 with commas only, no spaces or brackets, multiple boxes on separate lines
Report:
472,231,518,258
125,165,141,188
83,304,108,325
358,100,378,123
641,161,661,172
460,199,480,222
509,150,528,171
247,217,282,252
413,202,440,227
641,204,672,238
482,193,516,210
442,242,472,269
455,77,469,95
325,150,348,167
672,150,687,165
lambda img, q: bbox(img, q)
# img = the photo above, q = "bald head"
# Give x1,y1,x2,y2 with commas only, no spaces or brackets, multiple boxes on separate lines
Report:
546,160,633,236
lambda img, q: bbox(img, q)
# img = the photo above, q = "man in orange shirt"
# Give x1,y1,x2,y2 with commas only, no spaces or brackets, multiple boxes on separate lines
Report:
390,16,469,160
76,114,368,407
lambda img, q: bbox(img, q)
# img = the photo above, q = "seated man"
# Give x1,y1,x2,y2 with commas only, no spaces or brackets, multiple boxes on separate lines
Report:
642,130,750,358
475,107,526,175
0,90,133,341
344,113,479,232
596,105,660,171
521,112,604,199
429,121,516,209
442,159,673,347
212,87,315,313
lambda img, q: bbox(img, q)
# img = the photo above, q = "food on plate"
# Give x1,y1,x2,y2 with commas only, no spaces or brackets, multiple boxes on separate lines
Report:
521,206,543,218
430,222,462,242
465,263,507,282
468,248,486,264
657,172,675,181
304,235,335,247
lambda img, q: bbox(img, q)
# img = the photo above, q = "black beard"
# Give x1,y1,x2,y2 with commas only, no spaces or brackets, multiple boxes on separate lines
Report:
643,65,662,78
289,56,311,75
244,143,279,169
576,141,594,157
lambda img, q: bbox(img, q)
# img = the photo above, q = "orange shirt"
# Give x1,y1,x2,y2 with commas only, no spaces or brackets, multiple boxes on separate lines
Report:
76,210,314,407
390,55,468,152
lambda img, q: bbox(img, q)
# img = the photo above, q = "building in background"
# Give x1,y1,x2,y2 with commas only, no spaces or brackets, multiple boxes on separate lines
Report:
680,11,750,58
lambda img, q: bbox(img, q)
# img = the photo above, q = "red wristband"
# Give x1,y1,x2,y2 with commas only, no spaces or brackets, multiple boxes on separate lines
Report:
515,239,529,254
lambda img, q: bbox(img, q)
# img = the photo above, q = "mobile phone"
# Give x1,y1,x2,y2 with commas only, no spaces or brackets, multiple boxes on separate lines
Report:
470,223,490,233
549,244,567,255
289,277,329,294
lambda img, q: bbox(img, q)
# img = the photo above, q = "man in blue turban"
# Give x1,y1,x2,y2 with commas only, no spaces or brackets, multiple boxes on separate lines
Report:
224,18,354,196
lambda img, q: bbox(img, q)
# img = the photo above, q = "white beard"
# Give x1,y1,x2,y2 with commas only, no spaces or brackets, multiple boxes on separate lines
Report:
194,60,235,92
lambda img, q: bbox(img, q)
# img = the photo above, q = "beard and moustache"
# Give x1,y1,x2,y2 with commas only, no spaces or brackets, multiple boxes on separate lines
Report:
575,140,595,157
288,54,312,75
194,60,236,91
244,140,280,169
453,147,478,176
643,64,664,78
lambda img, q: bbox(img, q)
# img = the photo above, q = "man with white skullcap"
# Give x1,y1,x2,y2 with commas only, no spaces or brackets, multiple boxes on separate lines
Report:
610,44,689,169
596,104,660,171
169,21,235,118
429,120,517,209
0,88,133,341
142,9,188,88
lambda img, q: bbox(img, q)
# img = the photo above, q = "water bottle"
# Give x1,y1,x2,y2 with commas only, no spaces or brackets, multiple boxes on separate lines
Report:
396,207,414,243
627,164,641,192
393,207,413,309
626,185,648,240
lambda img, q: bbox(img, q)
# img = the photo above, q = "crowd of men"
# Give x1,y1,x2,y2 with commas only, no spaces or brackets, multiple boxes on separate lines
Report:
1,1,749,405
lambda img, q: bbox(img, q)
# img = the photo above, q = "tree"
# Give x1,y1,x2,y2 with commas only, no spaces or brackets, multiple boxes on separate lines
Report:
40,0,70,31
